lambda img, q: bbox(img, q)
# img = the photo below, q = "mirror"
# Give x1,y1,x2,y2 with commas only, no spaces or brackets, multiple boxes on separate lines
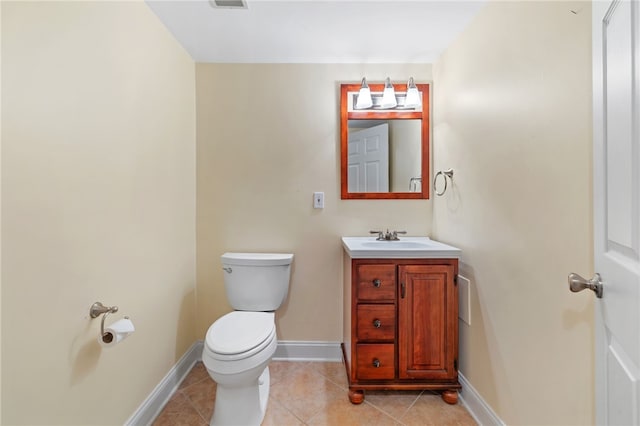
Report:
340,82,430,199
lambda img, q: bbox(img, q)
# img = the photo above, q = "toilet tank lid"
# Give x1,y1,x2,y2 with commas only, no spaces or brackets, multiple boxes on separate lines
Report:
221,252,294,266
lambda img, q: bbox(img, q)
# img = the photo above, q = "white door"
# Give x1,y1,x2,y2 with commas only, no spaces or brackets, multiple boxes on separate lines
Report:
348,123,389,192
591,0,640,424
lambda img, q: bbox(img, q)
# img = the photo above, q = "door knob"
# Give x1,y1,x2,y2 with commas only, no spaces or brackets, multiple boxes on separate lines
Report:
568,272,603,298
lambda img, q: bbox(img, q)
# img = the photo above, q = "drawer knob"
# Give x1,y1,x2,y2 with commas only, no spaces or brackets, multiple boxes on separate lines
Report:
373,319,381,328
372,358,381,368
372,279,381,288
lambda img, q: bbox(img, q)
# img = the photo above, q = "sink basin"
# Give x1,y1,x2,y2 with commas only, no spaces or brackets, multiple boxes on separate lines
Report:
361,241,434,249
342,236,461,259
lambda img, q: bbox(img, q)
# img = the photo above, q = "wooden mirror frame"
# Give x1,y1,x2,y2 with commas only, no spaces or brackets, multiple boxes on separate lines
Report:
340,82,430,199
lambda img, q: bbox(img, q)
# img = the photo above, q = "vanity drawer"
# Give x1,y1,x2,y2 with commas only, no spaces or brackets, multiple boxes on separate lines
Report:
357,305,395,341
356,264,396,302
356,344,395,380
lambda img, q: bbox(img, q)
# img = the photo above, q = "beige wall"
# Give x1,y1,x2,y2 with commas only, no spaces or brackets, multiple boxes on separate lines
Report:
2,2,196,424
390,120,422,192
1,1,4,420
433,1,593,424
196,64,433,340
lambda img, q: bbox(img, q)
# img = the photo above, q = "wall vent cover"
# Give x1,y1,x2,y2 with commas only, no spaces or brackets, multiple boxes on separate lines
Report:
210,0,248,9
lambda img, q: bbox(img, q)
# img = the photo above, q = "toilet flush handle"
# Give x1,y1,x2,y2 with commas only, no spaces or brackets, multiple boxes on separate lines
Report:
223,267,232,273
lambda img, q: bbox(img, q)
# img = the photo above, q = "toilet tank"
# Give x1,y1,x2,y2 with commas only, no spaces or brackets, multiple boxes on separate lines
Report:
221,252,294,311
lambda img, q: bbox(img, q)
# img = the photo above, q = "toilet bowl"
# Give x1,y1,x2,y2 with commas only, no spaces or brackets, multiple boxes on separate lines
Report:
201,253,293,426
203,311,277,426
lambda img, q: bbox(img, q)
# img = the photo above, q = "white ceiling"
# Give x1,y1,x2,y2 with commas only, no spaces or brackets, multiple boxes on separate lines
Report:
145,0,486,63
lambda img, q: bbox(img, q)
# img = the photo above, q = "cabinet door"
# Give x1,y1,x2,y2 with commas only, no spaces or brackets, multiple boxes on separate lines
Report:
398,264,457,380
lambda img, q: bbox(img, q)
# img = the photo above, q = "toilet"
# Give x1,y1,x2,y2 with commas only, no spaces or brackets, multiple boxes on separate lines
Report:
202,252,294,426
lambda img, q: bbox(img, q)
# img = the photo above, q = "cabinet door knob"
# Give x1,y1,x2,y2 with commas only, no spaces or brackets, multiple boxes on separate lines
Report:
373,319,381,328
372,279,381,288
372,358,381,368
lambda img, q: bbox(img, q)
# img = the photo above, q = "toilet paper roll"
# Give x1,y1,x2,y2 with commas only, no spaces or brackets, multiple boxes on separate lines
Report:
99,318,135,348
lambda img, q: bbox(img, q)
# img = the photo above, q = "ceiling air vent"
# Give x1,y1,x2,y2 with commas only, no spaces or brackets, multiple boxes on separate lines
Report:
209,0,248,9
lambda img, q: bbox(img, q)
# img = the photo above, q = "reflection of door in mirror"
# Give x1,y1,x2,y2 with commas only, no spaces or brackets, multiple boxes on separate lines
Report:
348,123,389,192
347,120,421,193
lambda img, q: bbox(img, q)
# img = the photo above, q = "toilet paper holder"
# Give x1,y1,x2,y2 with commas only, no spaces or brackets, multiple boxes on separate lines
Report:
90,302,119,341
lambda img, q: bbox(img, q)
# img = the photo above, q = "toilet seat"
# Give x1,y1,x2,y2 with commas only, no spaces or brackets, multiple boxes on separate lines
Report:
205,311,275,361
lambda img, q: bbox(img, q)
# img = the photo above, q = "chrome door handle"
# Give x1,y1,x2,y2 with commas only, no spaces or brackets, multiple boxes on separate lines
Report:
568,272,603,298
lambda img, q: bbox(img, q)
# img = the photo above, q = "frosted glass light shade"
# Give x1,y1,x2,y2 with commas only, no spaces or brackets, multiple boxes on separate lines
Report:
380,77,397,108
404,77,421,108
356,88,372,109
355,77,373,109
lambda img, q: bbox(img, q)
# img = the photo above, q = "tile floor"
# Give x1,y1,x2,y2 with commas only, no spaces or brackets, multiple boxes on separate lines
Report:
152,361,478,426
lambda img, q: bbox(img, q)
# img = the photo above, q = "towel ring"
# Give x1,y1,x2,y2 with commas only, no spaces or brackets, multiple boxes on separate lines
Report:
434,169,454,196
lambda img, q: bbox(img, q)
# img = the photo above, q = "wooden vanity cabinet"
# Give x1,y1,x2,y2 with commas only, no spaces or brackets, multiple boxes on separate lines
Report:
342,258,460,405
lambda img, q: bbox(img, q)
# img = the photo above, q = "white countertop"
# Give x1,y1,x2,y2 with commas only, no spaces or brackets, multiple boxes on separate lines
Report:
341,236,461,259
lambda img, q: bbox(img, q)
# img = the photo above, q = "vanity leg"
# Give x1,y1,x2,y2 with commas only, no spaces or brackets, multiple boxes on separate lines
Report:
348,389,364,404
441,389,458,405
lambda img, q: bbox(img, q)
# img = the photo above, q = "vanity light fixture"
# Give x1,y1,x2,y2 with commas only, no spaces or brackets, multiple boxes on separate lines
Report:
355,77,373,109
404,77,421,108
351,77,422,111
380,77,397,108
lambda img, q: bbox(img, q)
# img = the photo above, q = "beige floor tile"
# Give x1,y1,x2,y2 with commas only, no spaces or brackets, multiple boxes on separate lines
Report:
306,397,400,426
399,393,477,426
270,367,345,422
262,397,305,426
364,389,423,420
153,361,479,426
269,360,309,385
180,362,210,390
307,361,349,389
181,376,218,423
152,393,207,426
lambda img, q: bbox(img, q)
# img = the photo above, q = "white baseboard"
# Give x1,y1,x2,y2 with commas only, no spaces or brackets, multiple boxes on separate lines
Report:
125,341,203,426
273,340,343,362
459,372,505,426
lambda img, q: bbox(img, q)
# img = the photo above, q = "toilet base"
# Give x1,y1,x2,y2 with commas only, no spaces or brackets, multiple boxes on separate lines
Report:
210,366,270,426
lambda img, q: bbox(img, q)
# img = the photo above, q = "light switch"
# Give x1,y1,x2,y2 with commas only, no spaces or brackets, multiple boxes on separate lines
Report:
313,192,324,209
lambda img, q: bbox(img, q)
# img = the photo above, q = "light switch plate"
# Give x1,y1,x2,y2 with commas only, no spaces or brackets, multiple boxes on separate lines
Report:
313,192,324,209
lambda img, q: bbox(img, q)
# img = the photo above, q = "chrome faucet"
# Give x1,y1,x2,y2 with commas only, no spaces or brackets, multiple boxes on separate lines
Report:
369,229,407,241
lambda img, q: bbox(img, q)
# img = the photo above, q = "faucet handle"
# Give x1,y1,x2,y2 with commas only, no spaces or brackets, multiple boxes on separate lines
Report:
370,230,384,240
391,230,407,240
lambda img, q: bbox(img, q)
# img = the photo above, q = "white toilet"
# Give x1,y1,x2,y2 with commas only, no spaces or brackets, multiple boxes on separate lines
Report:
202,252,293,426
